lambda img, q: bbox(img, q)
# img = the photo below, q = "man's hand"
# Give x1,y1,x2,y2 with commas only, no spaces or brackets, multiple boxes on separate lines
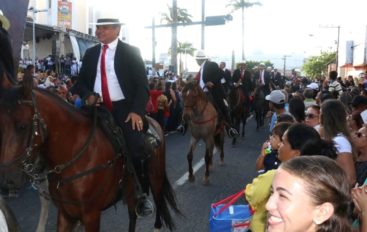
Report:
205,81,214,88
125,112,143,131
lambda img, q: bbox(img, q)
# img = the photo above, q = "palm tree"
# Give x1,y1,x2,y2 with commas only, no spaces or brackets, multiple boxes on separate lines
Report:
177,42,196,75
227,0,261,61
161,2,193,74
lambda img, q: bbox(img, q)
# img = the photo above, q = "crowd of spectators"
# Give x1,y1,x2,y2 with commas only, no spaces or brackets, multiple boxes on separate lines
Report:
244,69,367,232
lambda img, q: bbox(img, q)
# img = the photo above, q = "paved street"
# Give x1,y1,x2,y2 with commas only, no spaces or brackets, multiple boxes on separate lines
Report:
7,116,268,231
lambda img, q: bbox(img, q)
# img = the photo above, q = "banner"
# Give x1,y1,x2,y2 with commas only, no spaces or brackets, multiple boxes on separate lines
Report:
2,0,30,65
58,0,72,29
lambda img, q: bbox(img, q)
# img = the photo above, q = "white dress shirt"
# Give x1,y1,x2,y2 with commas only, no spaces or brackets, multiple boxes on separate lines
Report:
199,61,208,91
94,38,125,102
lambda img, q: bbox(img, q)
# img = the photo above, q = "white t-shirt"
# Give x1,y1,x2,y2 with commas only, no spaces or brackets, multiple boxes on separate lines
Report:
333,133,352,154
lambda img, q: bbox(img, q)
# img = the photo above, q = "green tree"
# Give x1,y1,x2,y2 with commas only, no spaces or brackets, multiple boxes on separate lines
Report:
227,0,261,61
302,51,336,79
161,3,193,74
177,42,196,75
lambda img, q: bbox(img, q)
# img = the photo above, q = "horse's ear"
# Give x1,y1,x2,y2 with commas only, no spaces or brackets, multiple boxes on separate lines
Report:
20,72,33,98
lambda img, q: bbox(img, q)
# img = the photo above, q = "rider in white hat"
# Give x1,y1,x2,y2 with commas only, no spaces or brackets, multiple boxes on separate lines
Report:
178,50,239,138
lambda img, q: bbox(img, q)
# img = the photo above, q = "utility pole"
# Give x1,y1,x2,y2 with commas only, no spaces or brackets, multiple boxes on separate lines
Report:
319,25,341,72
201,0,205,50
152,17,156,66
282,55,291,77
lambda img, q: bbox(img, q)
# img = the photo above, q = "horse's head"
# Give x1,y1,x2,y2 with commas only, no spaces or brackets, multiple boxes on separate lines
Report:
181,81,207,121
0,76,44,170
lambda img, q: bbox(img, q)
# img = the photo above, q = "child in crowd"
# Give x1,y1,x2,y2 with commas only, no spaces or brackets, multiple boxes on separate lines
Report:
255,122,292,173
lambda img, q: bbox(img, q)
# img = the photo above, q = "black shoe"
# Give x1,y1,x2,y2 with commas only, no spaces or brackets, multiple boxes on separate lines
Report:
227,127,239,138
135,197,155,217
176,124,187,135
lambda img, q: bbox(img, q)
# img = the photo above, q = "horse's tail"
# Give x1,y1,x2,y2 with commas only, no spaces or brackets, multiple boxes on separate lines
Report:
157,174,182,231
0,196,21,231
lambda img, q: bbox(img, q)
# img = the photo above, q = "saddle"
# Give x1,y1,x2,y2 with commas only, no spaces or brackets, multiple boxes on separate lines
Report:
82,106,161,157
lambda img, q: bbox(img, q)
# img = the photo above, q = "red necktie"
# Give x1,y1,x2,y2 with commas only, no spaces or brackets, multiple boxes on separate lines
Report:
101,44,112,111
195,69,201,81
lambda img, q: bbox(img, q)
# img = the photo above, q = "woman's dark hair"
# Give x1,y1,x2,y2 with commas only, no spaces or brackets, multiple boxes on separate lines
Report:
281,156,352,232
289,97,305,122
321,99,350,141
286,123,337,160
277,113,295,123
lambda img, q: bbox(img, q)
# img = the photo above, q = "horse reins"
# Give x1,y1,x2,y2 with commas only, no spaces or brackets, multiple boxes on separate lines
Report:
2,90,123,204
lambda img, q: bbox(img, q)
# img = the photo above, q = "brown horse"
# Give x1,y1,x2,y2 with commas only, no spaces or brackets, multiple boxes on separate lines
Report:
181,82,225,185
0,78,180,231
228,85,250,145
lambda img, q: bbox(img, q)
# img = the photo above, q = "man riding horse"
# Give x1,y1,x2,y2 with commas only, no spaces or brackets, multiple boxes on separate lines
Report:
71,17,153,217
177,51,239,138
232,61,254,108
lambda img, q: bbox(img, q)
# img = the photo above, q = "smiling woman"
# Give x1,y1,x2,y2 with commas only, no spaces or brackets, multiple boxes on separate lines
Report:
266,156,352,232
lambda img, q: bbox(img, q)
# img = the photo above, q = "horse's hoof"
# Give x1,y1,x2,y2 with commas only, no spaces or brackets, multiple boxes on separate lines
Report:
188,175,195,182
202,178,210,185
219,160,224,166
153,229,161,232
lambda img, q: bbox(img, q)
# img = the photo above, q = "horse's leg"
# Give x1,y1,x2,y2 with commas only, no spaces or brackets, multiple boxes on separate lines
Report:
81,212,101,232
220,131,225,165
57,210,77,232
242,110,247,138
187,137,197,182
255,108,261,131
123,176,138,232
215,131,225,166
36,194,49,232
203,137,214,185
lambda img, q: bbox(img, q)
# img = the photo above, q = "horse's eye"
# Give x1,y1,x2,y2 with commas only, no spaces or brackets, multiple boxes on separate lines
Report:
16,123,28,132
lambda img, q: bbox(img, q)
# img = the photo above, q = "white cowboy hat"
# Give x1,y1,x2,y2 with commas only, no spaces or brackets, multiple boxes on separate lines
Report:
91,18,124,26
0,10,10,31
237,60,247,64
195,50,208,60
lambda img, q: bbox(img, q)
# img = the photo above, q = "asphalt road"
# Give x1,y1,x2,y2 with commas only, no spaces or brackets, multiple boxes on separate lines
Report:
6,116,269,232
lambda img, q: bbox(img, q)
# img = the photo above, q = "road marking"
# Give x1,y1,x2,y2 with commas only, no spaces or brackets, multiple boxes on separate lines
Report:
173,157,205,189
172,113,254,189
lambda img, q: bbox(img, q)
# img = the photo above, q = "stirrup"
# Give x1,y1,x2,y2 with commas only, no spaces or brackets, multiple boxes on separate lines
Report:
227,127,239,138
176,124,187,135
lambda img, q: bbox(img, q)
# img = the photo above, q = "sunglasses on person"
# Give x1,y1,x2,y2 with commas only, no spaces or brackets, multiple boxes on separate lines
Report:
355,132,367,138
305,113,319,119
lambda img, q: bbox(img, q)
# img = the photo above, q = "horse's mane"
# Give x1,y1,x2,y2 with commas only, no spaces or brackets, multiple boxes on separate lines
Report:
183,81,207,102
35,88,84,115
0,27,16,84
0,84,83,116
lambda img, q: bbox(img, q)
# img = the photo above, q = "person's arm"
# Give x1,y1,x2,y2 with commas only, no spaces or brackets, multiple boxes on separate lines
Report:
255,141,269,171
336,152,356,186
352,185,367,232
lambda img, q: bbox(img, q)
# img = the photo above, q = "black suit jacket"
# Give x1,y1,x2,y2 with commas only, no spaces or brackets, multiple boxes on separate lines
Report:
232,68,254,94
254,70,271,95
72,40,149,116
201,61,225,99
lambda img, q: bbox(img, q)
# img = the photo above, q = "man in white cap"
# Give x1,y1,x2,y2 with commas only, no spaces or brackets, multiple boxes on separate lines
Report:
265,90,290,132
71,17,153,217
178,50,238,137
